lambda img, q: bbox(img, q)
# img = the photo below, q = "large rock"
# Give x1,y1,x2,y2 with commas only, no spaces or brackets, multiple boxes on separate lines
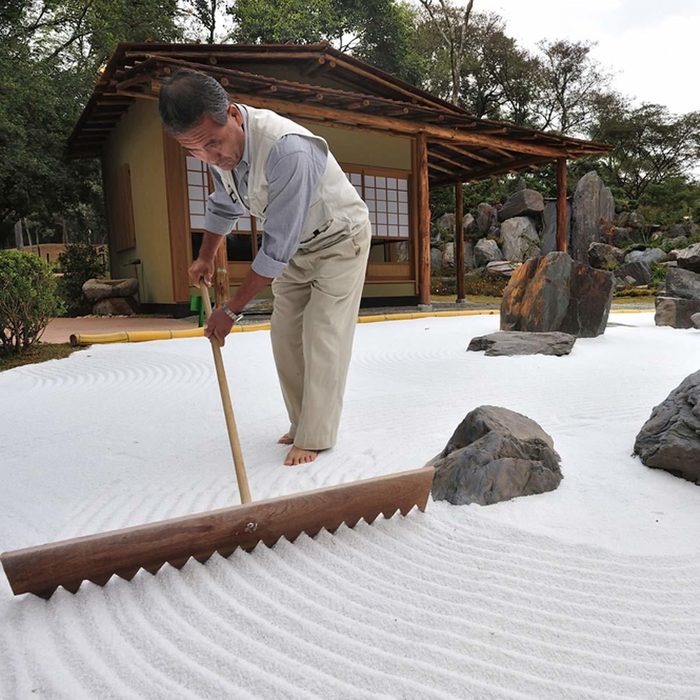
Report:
501,251,614,338
541,200,570,255
675,242,700,273
430,406,562,506
588,242,625,269
691,312,700,329
666,267,700,300
484,260,519,279
431,247,444,274
500,217,541,262
82,277,138,302
571,172,615,263
474,238,503,267
91,297,137,316
634,370,700,484
625,248,667,266
497,189,545,222
654,296,700,328
467,331,576,356
613,260,652,286
476,203,498,234
433,213,455,243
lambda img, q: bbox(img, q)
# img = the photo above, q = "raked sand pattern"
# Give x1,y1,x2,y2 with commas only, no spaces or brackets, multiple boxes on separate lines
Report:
1,312,699,698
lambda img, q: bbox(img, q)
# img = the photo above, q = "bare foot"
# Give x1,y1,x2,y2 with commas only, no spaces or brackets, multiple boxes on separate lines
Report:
277,433,294,445
284,446,318,466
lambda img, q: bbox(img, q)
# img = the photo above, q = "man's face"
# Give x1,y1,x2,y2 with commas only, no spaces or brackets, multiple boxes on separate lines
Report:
174,104,244,170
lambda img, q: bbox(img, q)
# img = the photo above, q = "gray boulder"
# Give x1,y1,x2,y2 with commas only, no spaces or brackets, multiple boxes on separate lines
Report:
91,298,136,316
430,406,562,506
571,172,615,263
432,213,454,244
83,277,138,302
588,242,625,269
501,251,614,338
655,296,700,329
462,212,476,235
541,200,570,255
474,238,503,267
484,260,520,279
634,371,700,484
625,248,667,266
500,217,541,262
498,189,545,222
431,247,443,274
691,313,700,329
476,203,498,234
676,242,700,273
467,331,576,356
666,267,700,301
613,261,652,286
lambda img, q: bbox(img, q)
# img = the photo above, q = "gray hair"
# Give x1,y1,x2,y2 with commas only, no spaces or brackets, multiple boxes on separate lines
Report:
158,68,230,133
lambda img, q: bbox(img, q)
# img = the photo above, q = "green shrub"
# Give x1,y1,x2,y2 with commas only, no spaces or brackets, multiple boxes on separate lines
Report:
56,243,105,315
0,250,64,355
650,262,668,290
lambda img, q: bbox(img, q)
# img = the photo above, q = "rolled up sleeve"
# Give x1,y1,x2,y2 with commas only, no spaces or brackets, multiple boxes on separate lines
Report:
204,168,244,235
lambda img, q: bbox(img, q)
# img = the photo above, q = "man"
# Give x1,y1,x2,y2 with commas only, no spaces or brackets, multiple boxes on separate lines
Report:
159,68,371,466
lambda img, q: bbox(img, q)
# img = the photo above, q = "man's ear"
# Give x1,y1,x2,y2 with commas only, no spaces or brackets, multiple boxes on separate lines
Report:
228,103,242,125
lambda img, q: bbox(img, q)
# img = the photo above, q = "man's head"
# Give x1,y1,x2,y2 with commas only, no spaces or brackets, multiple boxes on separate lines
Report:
159,68,244,170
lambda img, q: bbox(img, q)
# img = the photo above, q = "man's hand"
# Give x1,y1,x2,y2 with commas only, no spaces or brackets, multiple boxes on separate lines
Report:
205,306,234,346
189,257,215,287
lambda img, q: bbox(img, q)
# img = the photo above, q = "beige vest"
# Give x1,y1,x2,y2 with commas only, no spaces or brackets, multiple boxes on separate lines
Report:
212,105,369,251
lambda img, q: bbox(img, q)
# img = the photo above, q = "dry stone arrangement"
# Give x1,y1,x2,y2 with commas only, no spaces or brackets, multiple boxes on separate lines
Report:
430,406,562,506
654,242,700,328
431,170,699,310
82,277,139,315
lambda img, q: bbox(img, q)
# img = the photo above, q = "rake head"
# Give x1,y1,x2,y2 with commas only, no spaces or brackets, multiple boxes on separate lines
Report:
1,467,434,598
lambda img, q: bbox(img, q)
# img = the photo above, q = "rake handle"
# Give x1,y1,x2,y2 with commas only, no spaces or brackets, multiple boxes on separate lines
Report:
200,282,252,504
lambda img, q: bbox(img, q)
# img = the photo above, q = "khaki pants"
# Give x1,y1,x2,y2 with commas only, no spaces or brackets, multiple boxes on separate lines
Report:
270,222,371,450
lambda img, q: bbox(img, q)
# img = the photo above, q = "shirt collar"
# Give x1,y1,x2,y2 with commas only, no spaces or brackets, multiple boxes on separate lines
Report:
235,103,250,171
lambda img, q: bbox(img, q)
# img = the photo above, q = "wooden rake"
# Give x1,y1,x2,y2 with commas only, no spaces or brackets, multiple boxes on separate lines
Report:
1,284,434,598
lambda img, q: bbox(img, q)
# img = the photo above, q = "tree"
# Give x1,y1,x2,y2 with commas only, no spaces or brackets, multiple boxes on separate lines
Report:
589,95,700,205
533,39,609,135
0,0,182,247
416,0,473,105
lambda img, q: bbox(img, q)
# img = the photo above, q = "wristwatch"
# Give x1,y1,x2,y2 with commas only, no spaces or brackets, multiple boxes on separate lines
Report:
221,304,244,325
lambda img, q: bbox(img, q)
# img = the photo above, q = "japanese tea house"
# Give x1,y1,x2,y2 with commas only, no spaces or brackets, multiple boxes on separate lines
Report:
68,42,609,314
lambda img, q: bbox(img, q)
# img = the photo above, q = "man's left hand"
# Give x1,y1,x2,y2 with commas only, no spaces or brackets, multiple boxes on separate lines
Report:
205,307,234,346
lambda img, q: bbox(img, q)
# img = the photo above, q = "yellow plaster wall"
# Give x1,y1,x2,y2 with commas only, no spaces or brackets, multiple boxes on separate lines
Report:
299,121,412,171
103,100,173,304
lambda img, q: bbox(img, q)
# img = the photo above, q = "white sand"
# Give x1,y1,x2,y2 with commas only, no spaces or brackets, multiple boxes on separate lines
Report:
1,311,699,698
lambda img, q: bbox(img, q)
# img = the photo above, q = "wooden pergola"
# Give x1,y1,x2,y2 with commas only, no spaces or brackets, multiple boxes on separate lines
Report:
69,42,610,306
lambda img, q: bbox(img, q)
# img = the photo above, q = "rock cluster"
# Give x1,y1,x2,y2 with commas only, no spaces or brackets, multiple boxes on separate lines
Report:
82,278,139,315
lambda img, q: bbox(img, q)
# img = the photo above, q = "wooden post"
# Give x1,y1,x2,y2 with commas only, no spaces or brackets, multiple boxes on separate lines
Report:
416,132,431,308
556,158,568,253
214,243,229,306
455,181,465,302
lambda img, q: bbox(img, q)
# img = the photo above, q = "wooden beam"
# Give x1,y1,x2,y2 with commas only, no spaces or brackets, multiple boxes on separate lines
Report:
556,158,568,253
428,161,453,175
436,142,496,165
168,89,574,158
455,181,465,302
416,132,431,307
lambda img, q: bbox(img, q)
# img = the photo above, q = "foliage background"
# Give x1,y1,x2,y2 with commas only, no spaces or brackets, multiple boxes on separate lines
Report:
1,0,698,251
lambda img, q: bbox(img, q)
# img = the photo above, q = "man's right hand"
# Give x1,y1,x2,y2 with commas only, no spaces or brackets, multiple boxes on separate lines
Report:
189,257,215,287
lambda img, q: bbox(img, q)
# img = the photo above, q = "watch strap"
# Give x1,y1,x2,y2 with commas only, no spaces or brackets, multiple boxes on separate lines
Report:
221,304,244,324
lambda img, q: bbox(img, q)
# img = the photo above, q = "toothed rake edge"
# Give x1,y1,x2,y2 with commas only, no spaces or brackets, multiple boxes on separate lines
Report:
1,467,434,598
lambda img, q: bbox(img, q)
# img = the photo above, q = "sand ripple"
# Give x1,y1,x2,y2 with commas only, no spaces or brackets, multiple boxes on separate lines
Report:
2,511,699,699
